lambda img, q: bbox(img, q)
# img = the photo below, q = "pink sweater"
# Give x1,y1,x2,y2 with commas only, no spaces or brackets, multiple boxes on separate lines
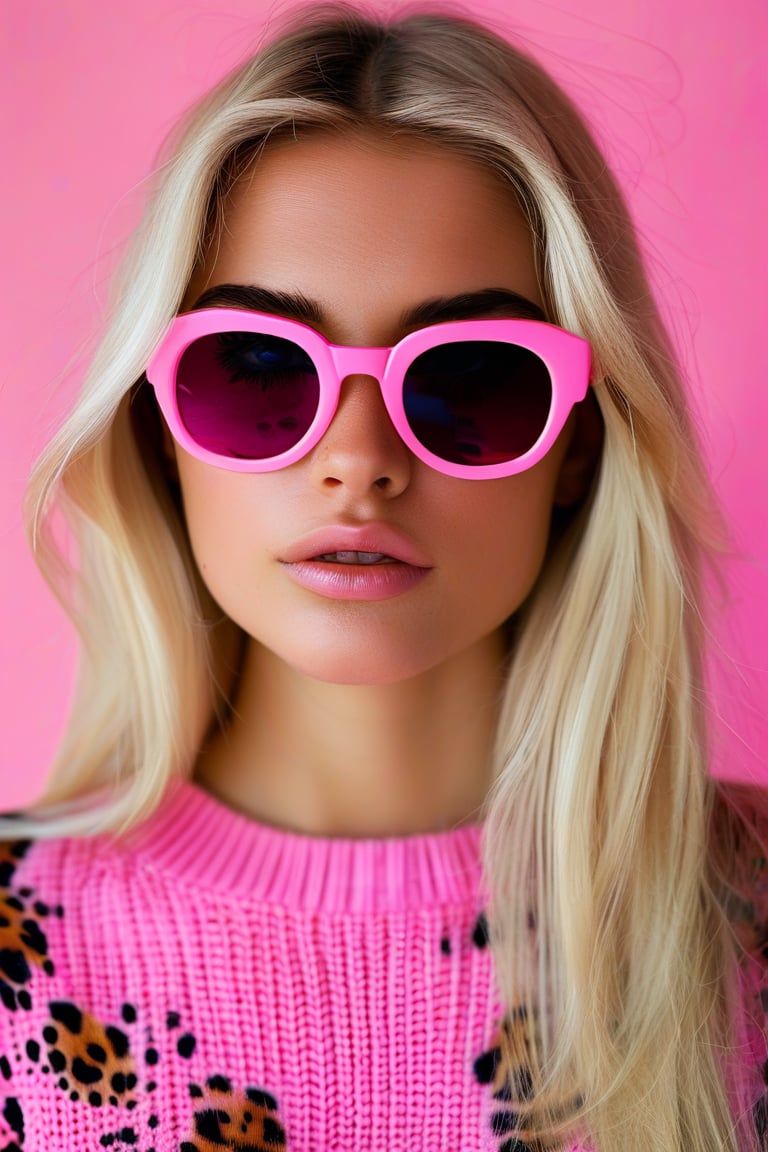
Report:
0,775,765,1151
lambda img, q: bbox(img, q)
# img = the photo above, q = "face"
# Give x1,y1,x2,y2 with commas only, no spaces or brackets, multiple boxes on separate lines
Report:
169,131,586,685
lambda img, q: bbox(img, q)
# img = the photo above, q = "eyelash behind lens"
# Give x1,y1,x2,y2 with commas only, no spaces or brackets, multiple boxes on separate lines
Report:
215,332,309,389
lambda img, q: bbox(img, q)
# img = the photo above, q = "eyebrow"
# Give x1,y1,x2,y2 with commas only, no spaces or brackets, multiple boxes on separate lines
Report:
189,283,548,329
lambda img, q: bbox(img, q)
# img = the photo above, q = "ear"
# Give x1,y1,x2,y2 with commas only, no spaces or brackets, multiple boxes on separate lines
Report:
553,391,604,507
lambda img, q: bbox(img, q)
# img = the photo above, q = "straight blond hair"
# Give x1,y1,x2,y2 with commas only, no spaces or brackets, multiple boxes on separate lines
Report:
3,6,766,1149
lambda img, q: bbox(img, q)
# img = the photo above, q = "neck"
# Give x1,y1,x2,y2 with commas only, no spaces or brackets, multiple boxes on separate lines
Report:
194,633,505,837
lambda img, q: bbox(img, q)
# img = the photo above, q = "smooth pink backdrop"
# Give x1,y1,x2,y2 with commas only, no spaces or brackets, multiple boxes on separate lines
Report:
2,0,766,809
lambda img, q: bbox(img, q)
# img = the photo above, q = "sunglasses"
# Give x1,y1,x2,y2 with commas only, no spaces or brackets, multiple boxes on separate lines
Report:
146,307,591,479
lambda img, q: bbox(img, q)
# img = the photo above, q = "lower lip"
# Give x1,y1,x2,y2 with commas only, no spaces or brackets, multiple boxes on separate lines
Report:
280,560,432,601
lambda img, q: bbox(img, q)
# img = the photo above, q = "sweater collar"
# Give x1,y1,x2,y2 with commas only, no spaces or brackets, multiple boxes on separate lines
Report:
119,775,485,913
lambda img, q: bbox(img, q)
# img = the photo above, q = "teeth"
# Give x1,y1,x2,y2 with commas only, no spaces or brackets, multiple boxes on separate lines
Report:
317,551,393,564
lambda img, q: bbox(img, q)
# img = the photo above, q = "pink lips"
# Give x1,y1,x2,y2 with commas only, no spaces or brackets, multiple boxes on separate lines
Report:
279,523,433,601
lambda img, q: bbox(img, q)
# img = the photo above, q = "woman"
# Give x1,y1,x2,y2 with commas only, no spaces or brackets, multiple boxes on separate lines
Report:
1,6,765,1149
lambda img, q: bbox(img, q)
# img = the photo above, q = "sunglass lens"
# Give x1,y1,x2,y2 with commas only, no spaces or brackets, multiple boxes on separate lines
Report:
402,340,552,467
176,331,320,459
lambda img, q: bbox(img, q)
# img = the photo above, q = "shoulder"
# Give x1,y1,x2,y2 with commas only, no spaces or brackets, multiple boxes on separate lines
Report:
0,831,132,1013
0,837,67,1139
0,838,71,1017
712,785,768,1133
0,832,129,1113
1,834,101,911
713,783,768,960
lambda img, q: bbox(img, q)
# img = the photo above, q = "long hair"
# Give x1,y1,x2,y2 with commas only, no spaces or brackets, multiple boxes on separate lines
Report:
3,6,765,1149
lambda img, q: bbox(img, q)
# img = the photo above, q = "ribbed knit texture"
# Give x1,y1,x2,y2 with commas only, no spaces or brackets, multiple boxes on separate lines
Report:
0,776,765,1151
0,778,508,1151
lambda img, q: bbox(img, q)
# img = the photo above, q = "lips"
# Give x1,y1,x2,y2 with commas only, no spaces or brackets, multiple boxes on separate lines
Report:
315,551,394,564
280,524,432,568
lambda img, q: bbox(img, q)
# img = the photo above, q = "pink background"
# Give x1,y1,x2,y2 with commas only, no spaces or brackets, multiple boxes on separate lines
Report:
1,0,766,809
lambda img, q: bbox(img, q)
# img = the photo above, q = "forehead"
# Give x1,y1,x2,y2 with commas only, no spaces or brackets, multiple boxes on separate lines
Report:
188,130,542,340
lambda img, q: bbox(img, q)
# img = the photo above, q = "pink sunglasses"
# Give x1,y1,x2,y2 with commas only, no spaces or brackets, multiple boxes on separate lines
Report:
146,308,591,479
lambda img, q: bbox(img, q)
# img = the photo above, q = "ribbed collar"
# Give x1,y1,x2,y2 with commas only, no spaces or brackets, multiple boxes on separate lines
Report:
120,776,485,914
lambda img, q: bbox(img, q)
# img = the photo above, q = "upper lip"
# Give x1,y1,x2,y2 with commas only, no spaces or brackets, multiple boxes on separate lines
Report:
280,523,432,567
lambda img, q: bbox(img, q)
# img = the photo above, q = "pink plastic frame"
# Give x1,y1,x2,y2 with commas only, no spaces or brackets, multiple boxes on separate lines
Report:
146,307,591,479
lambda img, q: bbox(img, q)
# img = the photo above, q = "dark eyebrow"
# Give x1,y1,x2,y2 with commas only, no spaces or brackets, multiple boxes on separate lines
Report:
401,288,547,326
190,284,324,324
189,283,547,329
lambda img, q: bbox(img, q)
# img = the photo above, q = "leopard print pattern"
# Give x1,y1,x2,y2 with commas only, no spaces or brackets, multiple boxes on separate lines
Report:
0,841,287,1151
447,912,555,1151
473,1008,567,1152
2,833,767,1151
468,835,768,1152
39,1001,138,1109
719,802,768,1148
182,1077,285,1150
0,841,57,1014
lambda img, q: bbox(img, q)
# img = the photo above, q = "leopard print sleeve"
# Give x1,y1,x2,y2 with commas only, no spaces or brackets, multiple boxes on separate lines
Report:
0,839,37,1151
723,791,768,1149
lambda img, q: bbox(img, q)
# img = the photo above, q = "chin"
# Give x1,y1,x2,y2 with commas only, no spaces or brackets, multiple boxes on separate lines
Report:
280,644,444,687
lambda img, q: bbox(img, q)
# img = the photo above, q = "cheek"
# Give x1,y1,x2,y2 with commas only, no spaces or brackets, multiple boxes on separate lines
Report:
175,461,259,601
446,468,563,602
471,508,550,622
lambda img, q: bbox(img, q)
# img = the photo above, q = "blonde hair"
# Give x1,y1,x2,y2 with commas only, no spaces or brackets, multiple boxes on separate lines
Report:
3,5,765,1149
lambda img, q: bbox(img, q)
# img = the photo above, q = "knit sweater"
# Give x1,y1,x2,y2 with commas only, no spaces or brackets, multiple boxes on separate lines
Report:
0,776,765,1152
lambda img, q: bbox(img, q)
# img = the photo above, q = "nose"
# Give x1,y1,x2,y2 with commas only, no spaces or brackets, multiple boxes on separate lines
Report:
308,373,412,499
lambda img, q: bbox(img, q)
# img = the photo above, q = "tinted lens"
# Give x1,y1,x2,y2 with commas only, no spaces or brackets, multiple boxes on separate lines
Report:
402,340,552,466
175,331,320,459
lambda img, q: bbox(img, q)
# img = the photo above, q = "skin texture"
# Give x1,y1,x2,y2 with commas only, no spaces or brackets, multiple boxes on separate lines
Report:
170,131,596,836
